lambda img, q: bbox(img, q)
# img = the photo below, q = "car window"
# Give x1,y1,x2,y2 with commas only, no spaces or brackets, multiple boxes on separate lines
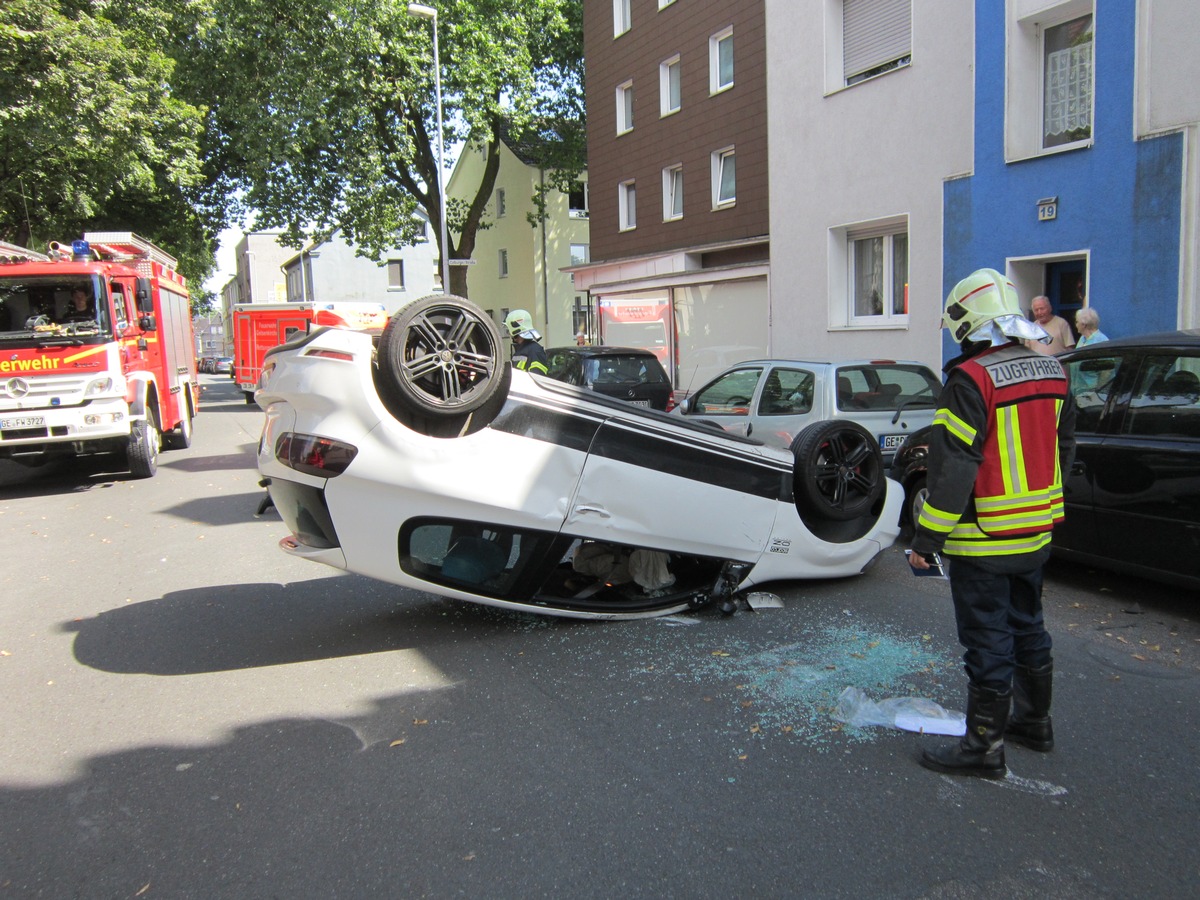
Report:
835,365,939,412
1123,354,1200,438
547,350,585,386
691,367,762,416
757,367,814,416
583,354,667,385
401,519,557,597
1064,354,1123,433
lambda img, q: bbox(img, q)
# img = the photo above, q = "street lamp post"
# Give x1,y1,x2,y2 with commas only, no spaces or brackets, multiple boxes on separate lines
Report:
407,3,451,295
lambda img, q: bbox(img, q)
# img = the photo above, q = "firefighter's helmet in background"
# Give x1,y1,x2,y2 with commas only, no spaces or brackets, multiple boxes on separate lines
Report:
504,309,540,341
942,268,1049,346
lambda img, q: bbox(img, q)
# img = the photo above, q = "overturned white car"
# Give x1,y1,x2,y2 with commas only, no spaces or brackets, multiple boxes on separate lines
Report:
256,295,902,619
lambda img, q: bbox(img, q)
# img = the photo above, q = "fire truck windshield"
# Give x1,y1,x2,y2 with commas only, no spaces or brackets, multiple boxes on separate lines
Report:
0,275,111,338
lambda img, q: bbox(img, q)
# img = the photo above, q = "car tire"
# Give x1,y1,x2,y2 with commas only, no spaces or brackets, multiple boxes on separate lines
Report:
790,420,884,521
906,475,928,528
126,412,160,478
375,294,511,436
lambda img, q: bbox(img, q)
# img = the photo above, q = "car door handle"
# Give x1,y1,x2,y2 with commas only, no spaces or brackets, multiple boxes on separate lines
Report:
575,505,611,518
1070,461,1086,475
746,422,753,436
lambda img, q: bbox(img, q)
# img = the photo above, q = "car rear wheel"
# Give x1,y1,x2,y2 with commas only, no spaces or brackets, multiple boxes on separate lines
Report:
790,420,884,521
375,294,511,436
906,475,928,528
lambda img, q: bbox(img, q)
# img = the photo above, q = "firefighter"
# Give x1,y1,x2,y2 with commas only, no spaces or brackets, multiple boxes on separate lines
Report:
908,268,1076,779
504,309,548,375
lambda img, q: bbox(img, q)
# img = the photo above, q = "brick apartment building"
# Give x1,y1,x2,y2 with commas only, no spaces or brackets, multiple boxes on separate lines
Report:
573,0,771,389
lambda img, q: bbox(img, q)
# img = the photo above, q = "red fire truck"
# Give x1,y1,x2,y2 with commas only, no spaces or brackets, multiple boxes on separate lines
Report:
0,232,198,477
231,301,389,402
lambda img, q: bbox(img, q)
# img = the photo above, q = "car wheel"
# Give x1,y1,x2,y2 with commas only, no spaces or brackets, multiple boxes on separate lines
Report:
375,294,511,436
906,475,928,527
126,412,160,478
790,420,884,521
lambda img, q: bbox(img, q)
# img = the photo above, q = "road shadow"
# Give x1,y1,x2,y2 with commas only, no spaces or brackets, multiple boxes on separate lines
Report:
62,575,588,675
0,457,139,497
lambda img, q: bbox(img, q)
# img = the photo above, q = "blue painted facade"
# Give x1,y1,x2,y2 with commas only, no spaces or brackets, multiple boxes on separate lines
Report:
943,1,1184,362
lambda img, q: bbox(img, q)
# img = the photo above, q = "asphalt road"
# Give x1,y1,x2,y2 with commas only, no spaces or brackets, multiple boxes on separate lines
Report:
1,375,1197,898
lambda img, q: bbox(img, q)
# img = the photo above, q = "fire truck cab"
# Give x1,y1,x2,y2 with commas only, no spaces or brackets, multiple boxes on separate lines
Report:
0,232,198,477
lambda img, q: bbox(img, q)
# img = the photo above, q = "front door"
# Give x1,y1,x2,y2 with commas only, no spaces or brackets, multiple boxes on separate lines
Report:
1046,259,1087,344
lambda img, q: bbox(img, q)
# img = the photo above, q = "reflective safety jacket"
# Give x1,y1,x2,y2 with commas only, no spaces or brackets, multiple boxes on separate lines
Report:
914,342,1076,558
512,340,549,375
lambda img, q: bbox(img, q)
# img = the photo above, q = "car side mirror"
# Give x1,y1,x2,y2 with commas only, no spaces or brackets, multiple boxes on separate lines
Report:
677,397,691,414
139,314,156,332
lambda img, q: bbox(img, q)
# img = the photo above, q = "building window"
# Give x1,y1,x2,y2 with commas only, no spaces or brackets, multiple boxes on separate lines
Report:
660,55,681,116
496,188,506,218
1042,14,1094,149
616,80,634,134
709,27,734,94
663,165,683,221
570,243,590,266
619,180,637,231
711,148,735,208
387,259,405,289
829,217,909,326
841,0,912,86
498,249,509,278
1005,2,1095,161
569,182,589,218
614,0,630,37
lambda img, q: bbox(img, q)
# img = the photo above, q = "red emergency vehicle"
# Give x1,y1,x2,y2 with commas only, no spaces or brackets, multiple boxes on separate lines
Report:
231,301,389,402
0,232,198,477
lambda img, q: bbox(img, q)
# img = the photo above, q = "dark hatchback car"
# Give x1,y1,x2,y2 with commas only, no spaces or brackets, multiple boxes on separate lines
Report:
892,330,1200,589
545,346,675,411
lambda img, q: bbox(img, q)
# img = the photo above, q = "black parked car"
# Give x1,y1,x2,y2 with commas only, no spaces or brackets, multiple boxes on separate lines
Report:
891,330,1200,589
545,346,675,411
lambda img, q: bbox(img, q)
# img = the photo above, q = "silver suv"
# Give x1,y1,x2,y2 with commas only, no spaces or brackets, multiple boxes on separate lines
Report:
673,358,942,463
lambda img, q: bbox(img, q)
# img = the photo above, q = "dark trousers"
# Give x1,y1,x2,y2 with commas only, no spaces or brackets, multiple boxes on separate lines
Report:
946,555,1053,692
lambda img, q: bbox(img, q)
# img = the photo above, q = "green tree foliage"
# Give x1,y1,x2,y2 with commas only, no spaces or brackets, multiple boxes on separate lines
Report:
182,0,585,297
0,1,217,284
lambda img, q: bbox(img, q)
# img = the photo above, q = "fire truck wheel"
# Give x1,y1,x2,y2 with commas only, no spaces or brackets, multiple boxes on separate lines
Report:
790,419,884,522
375,294,510,435
127,413,160,478
165,402,193,450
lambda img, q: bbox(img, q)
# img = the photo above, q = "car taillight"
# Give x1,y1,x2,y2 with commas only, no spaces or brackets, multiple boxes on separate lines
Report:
275,433,358,477
666,391,678,413
303,348,356,362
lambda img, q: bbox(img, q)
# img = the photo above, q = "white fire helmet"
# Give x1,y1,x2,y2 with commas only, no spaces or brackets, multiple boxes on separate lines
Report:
942,268,1049,346
504,309,540,341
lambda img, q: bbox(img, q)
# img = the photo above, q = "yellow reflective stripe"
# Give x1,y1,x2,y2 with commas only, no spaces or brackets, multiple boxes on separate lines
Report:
917,501,959,534
529,361,549,375
995,406,1028,496
975,486,1059,512
943,532,1053,556
932,408,976,446
978,509,1056,531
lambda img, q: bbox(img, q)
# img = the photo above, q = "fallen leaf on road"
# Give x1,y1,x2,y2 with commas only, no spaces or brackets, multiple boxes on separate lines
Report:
390,739,406,747
412,719,428,726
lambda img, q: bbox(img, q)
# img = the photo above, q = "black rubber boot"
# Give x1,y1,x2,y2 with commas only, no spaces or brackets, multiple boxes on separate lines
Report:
1007,661,1054,751
920,683,1009,779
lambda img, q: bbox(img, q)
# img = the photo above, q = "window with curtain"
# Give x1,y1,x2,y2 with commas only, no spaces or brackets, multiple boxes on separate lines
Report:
1043,14,1093,149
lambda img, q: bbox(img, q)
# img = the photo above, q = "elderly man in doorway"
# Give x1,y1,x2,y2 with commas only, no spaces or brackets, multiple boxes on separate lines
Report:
1027,295,1075,355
